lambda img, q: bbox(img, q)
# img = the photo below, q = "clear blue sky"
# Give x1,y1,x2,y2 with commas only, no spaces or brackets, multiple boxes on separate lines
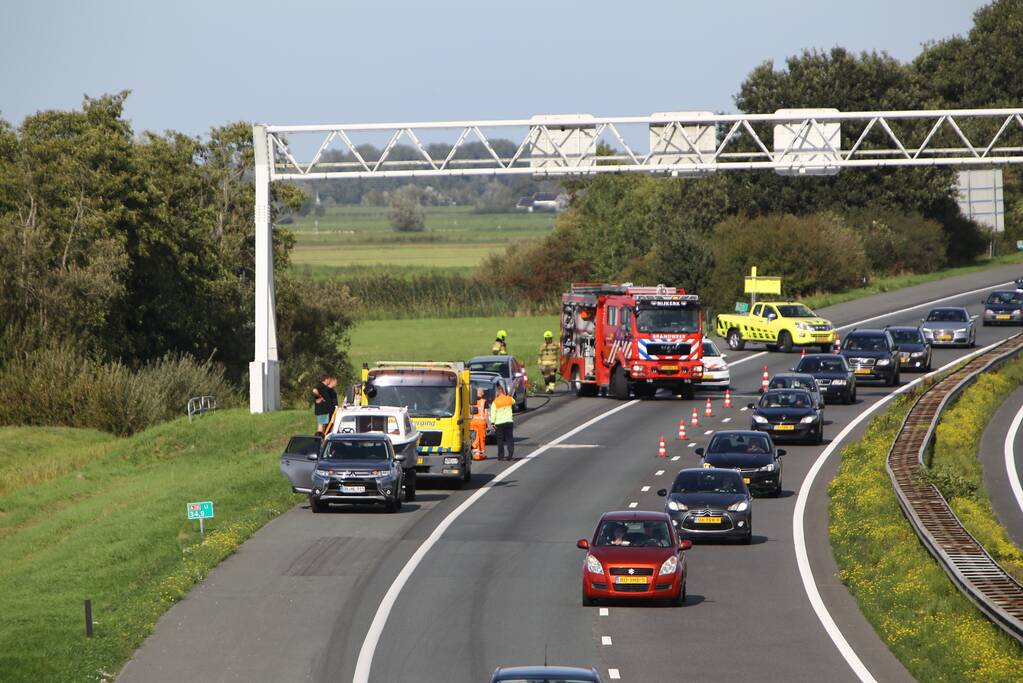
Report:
0,0,987,136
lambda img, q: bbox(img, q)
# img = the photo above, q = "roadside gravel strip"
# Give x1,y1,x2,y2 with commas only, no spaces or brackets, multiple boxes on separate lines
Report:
119,261,1023,683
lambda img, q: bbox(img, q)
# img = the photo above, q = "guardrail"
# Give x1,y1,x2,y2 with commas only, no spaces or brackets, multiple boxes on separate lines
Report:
886,334,1023,644
187,395,218,422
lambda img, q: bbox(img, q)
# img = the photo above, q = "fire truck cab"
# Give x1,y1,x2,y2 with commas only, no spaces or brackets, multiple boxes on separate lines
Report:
559,283,704,400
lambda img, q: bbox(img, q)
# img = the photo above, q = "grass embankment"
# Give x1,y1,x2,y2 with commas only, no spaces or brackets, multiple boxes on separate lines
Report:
0,410,308,682
929,357,1023,581
830,393,1023,681
803,251,1023,311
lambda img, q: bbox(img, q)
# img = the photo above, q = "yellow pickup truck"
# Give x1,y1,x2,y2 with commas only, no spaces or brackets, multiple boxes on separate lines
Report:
714,301,836,353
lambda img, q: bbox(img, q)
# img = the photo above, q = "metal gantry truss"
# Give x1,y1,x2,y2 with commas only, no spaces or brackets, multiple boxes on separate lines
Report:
249,108,1023,412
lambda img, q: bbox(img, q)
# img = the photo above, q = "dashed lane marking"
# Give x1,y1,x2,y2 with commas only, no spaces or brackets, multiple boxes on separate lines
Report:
641,486,650,492
671,455,680,461
628,502,638,508
601,636,613,645
722,417,731,423
655,470,664,476
688,443,695,448
608,669,621,680
704,430,713,435
599,607,609,616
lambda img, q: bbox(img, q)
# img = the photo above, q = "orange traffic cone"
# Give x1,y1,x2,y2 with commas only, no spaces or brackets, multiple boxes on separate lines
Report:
690,407,700,427
833,333,842,353
761,366,770,393
658,435,667,458
704,397,714,418
724,389,733,408
677,417,687,440
800,348,806,358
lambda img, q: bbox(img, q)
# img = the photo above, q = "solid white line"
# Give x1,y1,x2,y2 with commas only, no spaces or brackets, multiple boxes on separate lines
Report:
353,400,639,682
641,485,650,492
628,502,638,508
655,470,664,476
1003,403,1023,516
793,341,1000,683
608,669,621,680
599,607,609,616
601,636,613,645
833,280,1014,331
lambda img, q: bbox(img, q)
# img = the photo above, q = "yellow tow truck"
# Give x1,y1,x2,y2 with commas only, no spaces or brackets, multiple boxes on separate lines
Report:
714,301,836,353
360,361,473,487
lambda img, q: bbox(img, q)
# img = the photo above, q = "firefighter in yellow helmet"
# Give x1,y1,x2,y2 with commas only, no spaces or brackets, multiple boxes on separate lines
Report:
492,329,508,355
537,330,559,393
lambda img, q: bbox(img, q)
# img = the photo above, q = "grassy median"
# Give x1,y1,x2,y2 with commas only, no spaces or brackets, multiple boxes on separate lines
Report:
0,409,308,682
829,390,1023,681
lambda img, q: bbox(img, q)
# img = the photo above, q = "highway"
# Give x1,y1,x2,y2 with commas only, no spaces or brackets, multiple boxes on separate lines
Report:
979,385,1023,550
119,263,1023,683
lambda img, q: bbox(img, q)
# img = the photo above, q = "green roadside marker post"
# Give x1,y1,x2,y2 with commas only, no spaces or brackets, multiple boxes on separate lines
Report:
187,501,214,535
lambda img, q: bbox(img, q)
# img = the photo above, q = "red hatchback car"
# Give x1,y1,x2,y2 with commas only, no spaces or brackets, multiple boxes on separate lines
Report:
577,511,691,606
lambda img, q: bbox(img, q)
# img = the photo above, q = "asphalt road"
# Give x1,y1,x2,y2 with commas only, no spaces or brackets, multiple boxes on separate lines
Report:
119,263,1023,683
979,385,1023,550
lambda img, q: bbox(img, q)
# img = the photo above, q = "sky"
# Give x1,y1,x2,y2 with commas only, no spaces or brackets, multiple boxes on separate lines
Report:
0,0,988,138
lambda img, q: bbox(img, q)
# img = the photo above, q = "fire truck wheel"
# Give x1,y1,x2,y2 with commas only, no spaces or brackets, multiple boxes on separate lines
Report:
611,366,630,401
680,384,695,400
573,368,598,397
727,329,745,351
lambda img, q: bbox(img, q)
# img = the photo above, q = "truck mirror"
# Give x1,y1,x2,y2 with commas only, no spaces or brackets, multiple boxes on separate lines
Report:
364,383,378,398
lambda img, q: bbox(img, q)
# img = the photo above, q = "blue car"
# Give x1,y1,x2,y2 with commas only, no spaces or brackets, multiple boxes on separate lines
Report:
981,290,1023,326
490,666,603,683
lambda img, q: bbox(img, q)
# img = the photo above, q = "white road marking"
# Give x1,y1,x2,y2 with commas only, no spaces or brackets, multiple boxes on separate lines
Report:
740,406,748,411
599,607,609,616
704,429,713,435
688,443,695,448
628,502,638,508
601,636,613,645
1003,403,1023,516
655,470,664,476
722,417,731,423
794,341,1000,683
833,280,1014,330
641,485,650,492
608,669,621,680
353,400,640,682
671,455,680,461
547,443,601,449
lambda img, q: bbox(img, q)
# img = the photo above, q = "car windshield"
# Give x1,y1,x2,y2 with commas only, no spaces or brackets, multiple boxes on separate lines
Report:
334,415,401,435
797,357,847,373
469,361,510,378
368,385,457,418
707,433,772,454
635,306,699,333
760,390,812,409
703,340,721,357
843,335,887,352
321,439,389,461
594,519,673,547
770,377,816,393
470,380,497,402
888,329,923,344
777,304,816,318
987,291,1023,305
672,470,744,494
926,309,968,322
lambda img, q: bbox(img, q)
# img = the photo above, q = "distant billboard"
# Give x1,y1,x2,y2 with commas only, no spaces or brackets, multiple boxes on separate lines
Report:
957,169,1004,232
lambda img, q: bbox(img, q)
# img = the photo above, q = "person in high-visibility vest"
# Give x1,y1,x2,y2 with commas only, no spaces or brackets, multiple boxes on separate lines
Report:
537,330,559,393
492,329,508,355
471,388,490,461
490,384,515,461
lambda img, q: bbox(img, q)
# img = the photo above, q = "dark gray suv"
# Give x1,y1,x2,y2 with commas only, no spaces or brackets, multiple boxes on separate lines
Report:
840,329,900,386
297,434,407,513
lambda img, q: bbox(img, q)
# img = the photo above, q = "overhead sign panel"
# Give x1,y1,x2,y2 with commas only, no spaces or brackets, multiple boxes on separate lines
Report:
957,169,1004,232
648,111,716,173
529,114,597,169
773,108,841,176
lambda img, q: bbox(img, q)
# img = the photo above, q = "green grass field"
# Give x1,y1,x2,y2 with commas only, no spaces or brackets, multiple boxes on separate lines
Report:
0,411,308,682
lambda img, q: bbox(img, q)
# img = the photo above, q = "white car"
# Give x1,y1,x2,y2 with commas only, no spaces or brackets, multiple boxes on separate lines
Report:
330,405,420,464
700,338,731,389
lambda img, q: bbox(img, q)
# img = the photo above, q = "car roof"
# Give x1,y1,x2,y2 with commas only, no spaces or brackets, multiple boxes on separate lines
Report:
763,386,812,395
469,355,511,363
800,353,843,361
709,429,770,439
772,372,817,381
677,466,743,475
492,666,600,680
845,328,885,336
324,432,391,443
599,510,671,522
929,306,967,312
884,325,919,331
471,371,503,380
336,405,407,416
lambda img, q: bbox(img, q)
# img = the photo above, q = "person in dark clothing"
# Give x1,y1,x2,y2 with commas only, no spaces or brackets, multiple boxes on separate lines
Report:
313,375,338,434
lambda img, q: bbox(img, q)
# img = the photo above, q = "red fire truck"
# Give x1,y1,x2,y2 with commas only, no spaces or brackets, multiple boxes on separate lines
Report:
559,283,704,400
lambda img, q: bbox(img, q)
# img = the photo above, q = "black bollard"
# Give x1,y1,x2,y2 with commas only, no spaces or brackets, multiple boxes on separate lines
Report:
85,599,93,638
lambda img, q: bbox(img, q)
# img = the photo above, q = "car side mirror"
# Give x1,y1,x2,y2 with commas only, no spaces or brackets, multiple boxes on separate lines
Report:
576,539,589,549
777,449,786,457
679,539,693,551
694,447,704,456
656,488,668,497
394,454,406,462
721,353,727,358
747,402,755,409
306,453,318,461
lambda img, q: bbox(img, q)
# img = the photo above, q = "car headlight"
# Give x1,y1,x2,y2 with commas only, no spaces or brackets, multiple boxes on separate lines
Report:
911,350,927,357
985,309,994,315
831,379,847,385
955,328,967,334
585,554,604,574
800,415,817,424
667,499,687,511
728,500,750,512
631,363,643,374
313,469,333,479
757,463,776,472
921,328,933,337
795,322,811,331
658,555,679,575
1014,310,1021,317
443,457,459,465
752,414,768,424
878,358,891,366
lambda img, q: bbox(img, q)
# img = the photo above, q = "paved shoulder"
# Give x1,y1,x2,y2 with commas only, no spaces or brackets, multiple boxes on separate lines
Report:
979,385,1023,549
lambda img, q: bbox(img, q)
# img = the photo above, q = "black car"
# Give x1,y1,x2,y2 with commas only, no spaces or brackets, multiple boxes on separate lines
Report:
884,325,932,372
794,354,856,404
768,372,824,410
696,430,785,497
658,467,752,544
839,329,900,386
982,290,1023,326
749,388,823,444
309,434,407,513
490,667,604,683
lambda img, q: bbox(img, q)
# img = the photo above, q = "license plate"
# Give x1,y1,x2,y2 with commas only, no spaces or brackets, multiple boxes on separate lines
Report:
775,424,795,431
854,368,872,375
341,485,365,494
743,477,751,484
998,315,1011,320
695,516,722,524
937,335,952,341
416,457,425,465
900,353,910,361
661,365,678,372
614,576,649,584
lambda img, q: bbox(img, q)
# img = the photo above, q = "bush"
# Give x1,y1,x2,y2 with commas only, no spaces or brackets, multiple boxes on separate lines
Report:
707,213,868,313
473,181,515,214
389,186,425,232
843,208,948,275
